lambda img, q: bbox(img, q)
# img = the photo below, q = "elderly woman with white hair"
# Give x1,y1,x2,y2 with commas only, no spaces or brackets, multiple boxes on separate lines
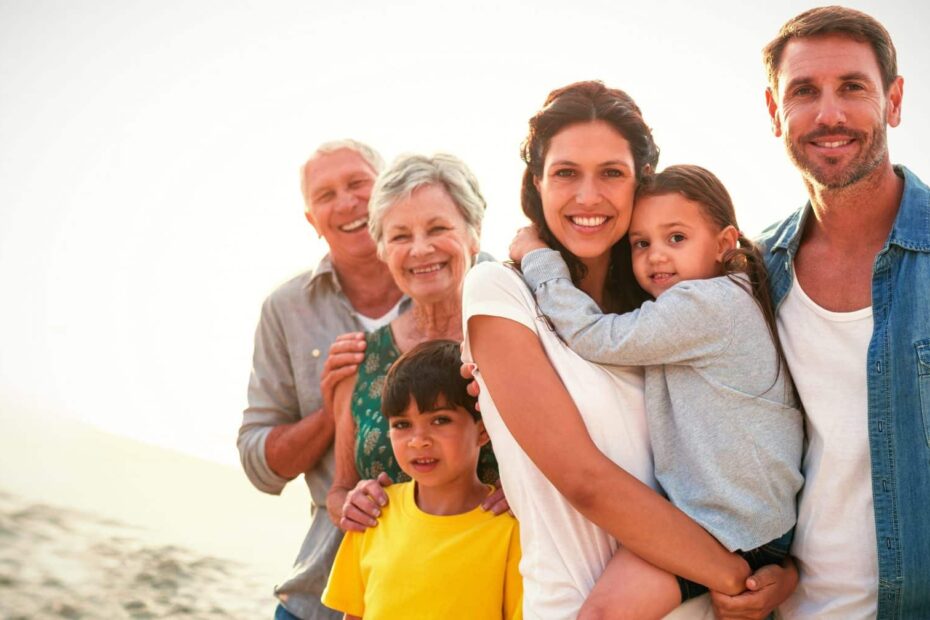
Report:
325,153,499,530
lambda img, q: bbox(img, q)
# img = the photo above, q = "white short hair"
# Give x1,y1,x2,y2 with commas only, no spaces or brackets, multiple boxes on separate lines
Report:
368,153,486,257
299,139,384,211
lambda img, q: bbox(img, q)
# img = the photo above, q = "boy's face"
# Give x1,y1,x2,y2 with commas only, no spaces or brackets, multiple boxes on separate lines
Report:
388,396,488,488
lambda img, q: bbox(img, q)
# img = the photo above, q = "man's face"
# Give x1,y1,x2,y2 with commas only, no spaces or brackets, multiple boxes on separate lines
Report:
766,35,903,190
303,148,379,262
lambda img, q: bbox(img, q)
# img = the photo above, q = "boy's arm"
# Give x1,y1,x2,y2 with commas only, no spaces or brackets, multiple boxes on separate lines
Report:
521,248,732,366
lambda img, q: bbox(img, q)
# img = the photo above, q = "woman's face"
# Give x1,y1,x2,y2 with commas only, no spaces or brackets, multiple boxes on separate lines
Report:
535,120,637,265
380,183,478,304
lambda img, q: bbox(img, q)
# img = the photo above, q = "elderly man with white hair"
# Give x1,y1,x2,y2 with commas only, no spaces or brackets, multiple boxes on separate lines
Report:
238,140,407,620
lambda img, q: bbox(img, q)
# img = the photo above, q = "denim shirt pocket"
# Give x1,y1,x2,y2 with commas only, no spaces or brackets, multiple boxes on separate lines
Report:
916,339,930,447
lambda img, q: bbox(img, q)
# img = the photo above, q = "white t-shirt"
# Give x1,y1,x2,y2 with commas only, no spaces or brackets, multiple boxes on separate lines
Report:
777,275,877,619
462,263,712,620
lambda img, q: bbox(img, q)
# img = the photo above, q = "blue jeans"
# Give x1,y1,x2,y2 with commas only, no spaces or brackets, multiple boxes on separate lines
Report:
275,603,303,620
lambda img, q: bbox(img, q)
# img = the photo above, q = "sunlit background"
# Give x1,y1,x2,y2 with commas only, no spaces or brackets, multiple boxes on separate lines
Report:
1,0,928,609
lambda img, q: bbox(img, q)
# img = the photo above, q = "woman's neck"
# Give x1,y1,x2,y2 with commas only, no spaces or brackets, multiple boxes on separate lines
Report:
577,253,610,309
392,297,463,353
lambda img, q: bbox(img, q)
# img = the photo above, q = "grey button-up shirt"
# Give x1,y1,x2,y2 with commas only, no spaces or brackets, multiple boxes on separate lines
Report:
238,254,408,619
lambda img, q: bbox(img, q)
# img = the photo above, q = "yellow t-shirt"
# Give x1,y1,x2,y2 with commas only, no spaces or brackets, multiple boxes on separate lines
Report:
322,481,522,619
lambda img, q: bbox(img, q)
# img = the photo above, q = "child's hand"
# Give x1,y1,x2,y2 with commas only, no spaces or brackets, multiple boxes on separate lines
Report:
509,225,548,265
340,473,393,532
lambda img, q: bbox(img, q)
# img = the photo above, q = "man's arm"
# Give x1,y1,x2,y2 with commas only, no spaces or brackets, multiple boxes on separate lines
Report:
265,333,366,479
237,296,362,494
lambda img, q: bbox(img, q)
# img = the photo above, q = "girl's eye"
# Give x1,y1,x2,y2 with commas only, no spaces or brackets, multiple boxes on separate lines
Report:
431,416,452,426
632,240,649,250
669,233,686,244
390,420,410,430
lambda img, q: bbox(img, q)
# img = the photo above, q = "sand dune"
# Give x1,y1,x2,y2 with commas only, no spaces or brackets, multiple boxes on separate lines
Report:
0,403,309,619
0,490,271,618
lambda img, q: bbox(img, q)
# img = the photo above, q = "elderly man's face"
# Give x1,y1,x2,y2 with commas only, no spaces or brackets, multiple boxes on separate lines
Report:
766,34,903,190
303,148,379,262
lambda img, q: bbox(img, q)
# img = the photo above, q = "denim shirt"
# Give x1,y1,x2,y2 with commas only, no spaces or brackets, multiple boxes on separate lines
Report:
758,166,930,619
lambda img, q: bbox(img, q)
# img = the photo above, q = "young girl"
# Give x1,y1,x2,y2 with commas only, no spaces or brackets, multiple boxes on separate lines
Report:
512,164,804,619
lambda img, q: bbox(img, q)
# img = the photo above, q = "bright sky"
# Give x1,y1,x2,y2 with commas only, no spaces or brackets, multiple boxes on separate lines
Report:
1,0,928,466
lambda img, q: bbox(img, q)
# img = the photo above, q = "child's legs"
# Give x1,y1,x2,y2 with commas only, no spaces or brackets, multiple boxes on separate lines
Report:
577,546,681,620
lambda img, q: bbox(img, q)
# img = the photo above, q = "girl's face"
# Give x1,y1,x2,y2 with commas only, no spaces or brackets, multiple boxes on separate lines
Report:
535,121,637,269
380,184,478,305
629,193,737,298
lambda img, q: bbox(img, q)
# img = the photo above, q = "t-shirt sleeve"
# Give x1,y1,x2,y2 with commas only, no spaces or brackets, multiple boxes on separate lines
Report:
321,531,366,617
462,262,539,365
503,520,524,620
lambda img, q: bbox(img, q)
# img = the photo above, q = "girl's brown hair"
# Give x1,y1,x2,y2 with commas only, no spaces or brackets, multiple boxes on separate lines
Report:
639,164,789,385
520,80,659,313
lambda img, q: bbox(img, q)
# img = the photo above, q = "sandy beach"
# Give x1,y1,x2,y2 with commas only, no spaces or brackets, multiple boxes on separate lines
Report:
0,402,308,619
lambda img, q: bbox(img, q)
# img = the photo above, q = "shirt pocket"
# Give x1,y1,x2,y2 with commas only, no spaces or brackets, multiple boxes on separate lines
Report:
916,339,930,447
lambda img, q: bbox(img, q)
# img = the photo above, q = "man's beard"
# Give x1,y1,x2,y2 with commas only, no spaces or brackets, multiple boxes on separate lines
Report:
785,122,888,190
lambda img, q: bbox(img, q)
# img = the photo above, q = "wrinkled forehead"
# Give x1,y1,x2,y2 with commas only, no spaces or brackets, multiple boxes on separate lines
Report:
305,148,377,189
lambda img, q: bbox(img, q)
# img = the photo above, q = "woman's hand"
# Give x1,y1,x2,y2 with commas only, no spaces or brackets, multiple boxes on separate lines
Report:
321,333,366,418
710,557,799,619
460,362,481,407
509,225,548,265
482,480,511,515
339,473,393,532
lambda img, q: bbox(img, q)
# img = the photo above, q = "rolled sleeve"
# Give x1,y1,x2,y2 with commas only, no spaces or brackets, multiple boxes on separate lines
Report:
237,295,300,495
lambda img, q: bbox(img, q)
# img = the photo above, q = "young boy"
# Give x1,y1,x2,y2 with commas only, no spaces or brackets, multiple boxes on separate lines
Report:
321,339,522,620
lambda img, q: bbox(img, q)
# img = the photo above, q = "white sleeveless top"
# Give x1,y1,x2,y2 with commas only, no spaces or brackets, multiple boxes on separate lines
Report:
462,262,712,620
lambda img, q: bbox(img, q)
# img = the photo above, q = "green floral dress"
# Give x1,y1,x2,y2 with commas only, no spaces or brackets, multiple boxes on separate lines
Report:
352,325,499,484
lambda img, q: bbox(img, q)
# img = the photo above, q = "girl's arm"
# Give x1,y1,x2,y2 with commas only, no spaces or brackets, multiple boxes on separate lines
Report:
521,248,732,366
468,313,750,594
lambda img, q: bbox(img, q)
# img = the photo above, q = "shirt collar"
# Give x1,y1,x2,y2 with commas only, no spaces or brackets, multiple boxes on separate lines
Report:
771,165,930,256
887,165,930,252
306,253,342,292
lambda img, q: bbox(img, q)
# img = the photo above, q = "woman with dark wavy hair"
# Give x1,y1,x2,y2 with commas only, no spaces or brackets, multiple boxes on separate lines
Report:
462,81,765,619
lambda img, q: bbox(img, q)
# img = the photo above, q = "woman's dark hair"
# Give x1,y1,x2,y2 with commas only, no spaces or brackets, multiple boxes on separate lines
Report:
638,164,789,386
520,80,659,313
382,339,480,422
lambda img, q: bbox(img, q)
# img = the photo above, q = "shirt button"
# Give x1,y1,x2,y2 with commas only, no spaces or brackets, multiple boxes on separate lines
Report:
312,349,321,358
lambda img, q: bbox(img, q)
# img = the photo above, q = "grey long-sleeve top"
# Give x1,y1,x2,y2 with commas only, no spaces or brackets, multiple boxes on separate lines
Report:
522,248,803,552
